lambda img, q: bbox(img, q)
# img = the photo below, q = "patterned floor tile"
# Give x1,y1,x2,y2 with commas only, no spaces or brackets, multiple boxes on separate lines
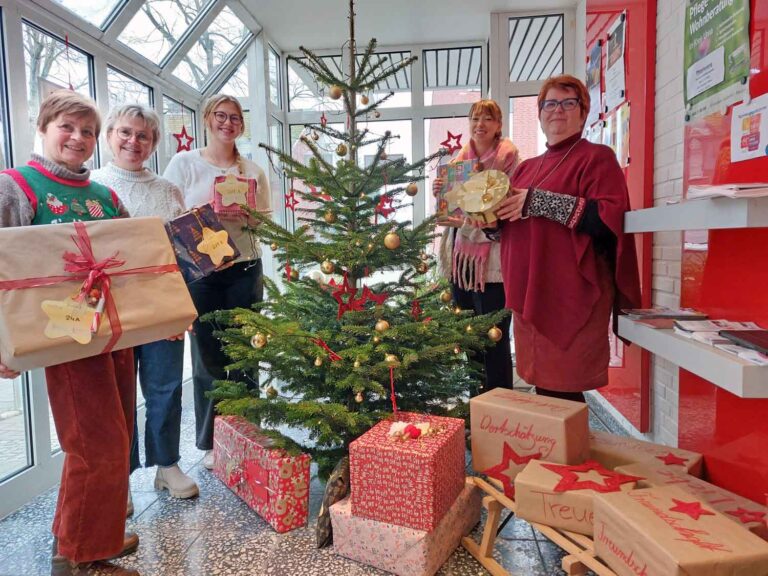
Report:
0,520,53,576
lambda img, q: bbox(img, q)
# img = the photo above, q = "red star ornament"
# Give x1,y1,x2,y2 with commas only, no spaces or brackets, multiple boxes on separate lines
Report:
725,507,766,524
332,272,363,318
669,498,715,521
360,285,388,306
410,299,422,320
540,460,643,493
482,442,541,499
440,131,463,154
285,263,293,282
656,452,688,467
173,125,195,152
320,112,328,128
309,184,331,201
285,190,300,211
374,194,395,220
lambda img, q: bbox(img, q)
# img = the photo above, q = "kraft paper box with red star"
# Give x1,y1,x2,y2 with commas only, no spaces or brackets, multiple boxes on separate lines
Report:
588,429,703,477
212,415,311,533
0,217,197,371
615,462,768,541
469,388,590,482
349,412,465,532
594,486,768,576
514,459,642,536
330,480,481,576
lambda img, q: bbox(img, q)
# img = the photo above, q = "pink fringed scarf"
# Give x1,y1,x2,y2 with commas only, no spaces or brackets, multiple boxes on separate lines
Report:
452,232,490,292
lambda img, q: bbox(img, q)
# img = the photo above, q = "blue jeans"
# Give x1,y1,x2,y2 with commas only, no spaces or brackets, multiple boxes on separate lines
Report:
129,338,185,473
188,259,263,451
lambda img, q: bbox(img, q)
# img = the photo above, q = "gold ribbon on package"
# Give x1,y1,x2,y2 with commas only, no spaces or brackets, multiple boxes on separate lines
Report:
445,169,510,224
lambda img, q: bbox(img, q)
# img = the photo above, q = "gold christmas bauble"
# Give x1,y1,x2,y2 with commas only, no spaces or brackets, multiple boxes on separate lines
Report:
384,353,400,366
453,306,462,315
375,319,390,332
290,269,299,281
321,260,335,274
488,326,503,343
372,335,381,344
354,239,362,247
355,391,364,403
367,242,375,251
405,182,418,197
311,130,319,141
266,385,278,398
419,252,429,261
374,110,381,118
270,242,278,251
329,85,343,100
314,356,323,367
465,324,473,333
417,262,429,274
336,143,348,156
250,333,267,348
384,231,401,250
324,210,337,224
439,290,452,303
360,95,370,105
353,359,361,368
379,150,388,160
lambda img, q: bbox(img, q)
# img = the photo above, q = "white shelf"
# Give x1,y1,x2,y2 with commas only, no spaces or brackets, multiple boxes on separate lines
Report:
624,197,768,232
618,316,768,398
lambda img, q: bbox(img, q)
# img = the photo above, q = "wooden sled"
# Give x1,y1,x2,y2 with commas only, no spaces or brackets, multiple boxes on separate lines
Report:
461,476,618,576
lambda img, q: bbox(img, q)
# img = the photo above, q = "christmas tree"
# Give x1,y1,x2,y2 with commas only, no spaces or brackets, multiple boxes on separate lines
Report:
208,0,508,477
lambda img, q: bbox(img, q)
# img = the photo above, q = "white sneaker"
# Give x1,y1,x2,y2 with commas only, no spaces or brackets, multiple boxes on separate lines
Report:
154,464,200,499
203,449,215,470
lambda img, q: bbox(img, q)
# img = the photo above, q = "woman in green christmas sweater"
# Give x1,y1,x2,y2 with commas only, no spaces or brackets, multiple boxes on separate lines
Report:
0,91,139,576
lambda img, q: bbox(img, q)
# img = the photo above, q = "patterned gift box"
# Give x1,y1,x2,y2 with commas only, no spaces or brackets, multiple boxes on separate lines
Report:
212,174,258,217
616,462,768,541
213,415,310,533
331,480,481,576
515,459,641,536
589,429,703,477
470,388,590,483
165,205,239,283
594,486,768,576
349,412,465,532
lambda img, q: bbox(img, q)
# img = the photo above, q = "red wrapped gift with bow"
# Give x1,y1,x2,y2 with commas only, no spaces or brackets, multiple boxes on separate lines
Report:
213,415,311,533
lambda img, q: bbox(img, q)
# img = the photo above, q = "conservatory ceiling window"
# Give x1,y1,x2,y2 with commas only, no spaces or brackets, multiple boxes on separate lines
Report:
52,0,126,29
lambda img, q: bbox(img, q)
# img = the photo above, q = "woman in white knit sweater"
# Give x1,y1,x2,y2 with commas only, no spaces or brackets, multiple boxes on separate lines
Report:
91,104,199,503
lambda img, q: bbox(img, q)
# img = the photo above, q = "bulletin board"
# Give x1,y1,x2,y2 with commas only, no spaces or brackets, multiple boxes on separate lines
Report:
585,0,655,432
679,0,768,503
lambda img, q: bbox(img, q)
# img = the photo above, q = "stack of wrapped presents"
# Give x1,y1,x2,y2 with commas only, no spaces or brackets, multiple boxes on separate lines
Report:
469,388,768,574
212,415,311,533
331,412,481,576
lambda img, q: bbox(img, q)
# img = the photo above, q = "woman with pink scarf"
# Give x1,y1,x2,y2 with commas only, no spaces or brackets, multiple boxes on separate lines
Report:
433,99,519,392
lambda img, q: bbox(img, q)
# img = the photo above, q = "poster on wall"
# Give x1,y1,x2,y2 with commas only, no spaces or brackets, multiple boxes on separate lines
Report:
585,122,602,144
586,42,602,127
604,14,626,112
616,102,630,167
684,0,750,121
602,113,617,155
730,92,768,163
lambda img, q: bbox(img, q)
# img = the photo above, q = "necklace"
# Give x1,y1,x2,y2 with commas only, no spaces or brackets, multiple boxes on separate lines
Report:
470,138,501,172
528,138,582,190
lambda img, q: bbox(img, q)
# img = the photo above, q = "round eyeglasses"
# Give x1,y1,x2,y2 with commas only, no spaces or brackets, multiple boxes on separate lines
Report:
213,111,243,125
114,127,152,144
539,98,581,112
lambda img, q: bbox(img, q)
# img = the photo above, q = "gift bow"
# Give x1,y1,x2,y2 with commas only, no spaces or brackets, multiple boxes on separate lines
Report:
446,169,510,214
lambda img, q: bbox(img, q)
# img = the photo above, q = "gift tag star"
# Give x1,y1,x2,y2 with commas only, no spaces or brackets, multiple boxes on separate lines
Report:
41,299,96,345
196,227,234,266
173,125,195,152
669,498,715,521
215,174,249,207
440,131,463,154
656,452,688,467
482,442,541,499
540,460,643,493
725,507,766,525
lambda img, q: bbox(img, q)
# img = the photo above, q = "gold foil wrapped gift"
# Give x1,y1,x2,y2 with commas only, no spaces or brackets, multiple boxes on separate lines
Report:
446,169,510,224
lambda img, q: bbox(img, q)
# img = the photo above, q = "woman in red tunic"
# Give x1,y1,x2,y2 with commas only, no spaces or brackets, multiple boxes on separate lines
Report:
491,74,641,402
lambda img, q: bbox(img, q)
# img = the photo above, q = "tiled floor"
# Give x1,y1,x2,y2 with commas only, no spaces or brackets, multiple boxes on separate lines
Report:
0,385,616,576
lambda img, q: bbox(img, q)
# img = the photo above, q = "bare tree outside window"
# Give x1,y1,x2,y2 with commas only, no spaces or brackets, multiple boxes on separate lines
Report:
52,0,124,28
107,67,152,109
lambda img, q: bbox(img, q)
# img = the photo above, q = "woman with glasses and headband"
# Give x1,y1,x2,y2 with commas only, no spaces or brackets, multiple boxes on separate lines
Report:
488,74,641,402
91,104,199,504
163,94,271,470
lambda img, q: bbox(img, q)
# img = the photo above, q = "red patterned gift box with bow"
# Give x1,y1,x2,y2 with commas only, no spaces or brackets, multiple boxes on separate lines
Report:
213,415,311,533
349,412,465,532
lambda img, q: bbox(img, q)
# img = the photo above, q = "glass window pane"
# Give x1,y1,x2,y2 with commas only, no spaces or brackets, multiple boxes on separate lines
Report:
508,14,564,82
118,0,214,64
268,47,281,108
268,118,286,226
52,0,124,28
48,395,60,454
509,96,547,161
423,47,481,106
163,96,196,165
171,7,251,90
0,375,32,480
358,51,411,109
218,60,253,161
288,56,344,112
107,67,152,108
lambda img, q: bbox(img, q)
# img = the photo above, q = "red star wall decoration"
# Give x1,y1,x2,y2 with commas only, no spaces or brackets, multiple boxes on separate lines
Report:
540,460,643,493
656,452,688,467
725,507,766,524
173,125,195,152
669,498,715,521
440,131,463,154
482,442,542,498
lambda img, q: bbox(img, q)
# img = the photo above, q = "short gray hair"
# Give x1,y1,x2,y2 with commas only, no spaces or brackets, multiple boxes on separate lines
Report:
104,104,161,153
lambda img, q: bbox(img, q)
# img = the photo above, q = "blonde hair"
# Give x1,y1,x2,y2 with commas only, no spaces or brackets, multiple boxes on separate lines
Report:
104,104,161,154
468,99,503,140
202,94,246,175
37,90,101,137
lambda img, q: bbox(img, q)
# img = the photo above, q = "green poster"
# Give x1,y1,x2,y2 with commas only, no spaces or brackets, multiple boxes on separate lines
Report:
684,0,750,120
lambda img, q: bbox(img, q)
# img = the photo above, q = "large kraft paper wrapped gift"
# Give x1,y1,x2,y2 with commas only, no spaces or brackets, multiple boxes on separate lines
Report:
470,388,589,482
594,486,768,576
589,429,703,477
331,480,481,576
515,459,642,536
0,218,197,371
616,462,768,541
